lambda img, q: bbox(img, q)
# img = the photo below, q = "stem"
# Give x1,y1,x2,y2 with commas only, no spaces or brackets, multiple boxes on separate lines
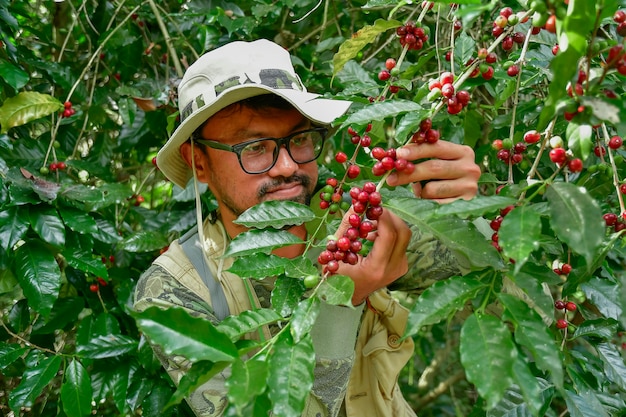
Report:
602,124,626,216
147,0,184,78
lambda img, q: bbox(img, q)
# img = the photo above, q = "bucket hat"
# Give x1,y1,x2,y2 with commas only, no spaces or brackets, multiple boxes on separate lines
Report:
157,39,352,188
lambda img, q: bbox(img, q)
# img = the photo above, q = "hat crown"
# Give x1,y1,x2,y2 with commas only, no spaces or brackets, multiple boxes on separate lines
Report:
177,40,306,123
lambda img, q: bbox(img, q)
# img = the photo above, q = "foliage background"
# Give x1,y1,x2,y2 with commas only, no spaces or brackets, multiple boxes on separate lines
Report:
1,0,626,416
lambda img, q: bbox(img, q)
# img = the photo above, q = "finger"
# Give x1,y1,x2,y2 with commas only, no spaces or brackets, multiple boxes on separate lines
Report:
334,207,357,239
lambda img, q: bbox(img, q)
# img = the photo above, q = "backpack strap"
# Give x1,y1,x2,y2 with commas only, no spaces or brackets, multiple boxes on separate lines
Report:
179,226,231,320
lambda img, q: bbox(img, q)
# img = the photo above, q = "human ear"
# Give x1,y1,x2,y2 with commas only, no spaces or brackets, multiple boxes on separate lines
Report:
180,142,211,182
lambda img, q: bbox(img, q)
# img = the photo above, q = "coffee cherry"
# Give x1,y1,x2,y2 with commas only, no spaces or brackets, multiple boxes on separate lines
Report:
604,213,618,226
440,71,454,85
565,301,577,311
549,148,567,164
507,65,520,77
615,10,626,23
335,152,348,163
64,101,72,109
545,15,557,33
378,70,391,81
618,21,626,37
347,164,361,179
485,52,497,64
620,183,626,194
555,300,566,310
567,158,583,173
304,274,320,288
441,83,455,98
552,44,559,55
385,58,396,70
134,195,145,206
89,283,99,293
609,135,623,150
556,319,568,329
502,37,514,52
523,130,541,144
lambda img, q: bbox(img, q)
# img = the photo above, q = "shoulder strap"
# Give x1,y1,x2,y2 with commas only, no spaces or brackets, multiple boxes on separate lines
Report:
179,226,231,320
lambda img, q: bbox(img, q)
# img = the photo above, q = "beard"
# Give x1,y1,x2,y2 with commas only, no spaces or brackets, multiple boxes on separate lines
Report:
218,173,314,217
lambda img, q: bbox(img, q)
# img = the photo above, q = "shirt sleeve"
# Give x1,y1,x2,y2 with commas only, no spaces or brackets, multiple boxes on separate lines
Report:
134,264,364,417
388,224,471,293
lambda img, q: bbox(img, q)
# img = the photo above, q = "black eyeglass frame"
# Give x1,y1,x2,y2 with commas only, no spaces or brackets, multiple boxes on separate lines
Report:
193,127,329,174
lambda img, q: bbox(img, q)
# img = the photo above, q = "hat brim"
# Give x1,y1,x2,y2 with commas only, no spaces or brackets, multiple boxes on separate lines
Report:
157,85,352,188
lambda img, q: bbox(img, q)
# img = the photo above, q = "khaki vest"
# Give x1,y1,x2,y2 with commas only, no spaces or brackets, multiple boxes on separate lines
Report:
155,223,416,416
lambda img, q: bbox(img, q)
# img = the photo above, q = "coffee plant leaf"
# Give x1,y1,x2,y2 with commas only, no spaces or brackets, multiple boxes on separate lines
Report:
0,206,29,251
404,274,486,338
28,204,66,247
61,359,93,417
228,253,289,278
581,276,622,320
498,205,542,271
290,296,321,343
134,306,237,363
500,293,564,389
8,354,63,413
168,360,230,409
340,99,422,128
434,195,518,219
580,96,622,126
76,334,138,359
284,256,319,279
460,313,516,410
268,331,315,417
388,198,504,268
486,378,554,417
31,297,84,335
234,201,316,229
0,343,29,369
14,240,61,318
0,91,62,133
545,182,604,267
218,308,283,342
317,274,354,307
563,389,610,417
120,230,171,252
272,276,307,318
596,342,626,391
59,206,99,234
510,354,546,416
566,121,594,160
332,19,402,78
226,357,269,413
572,318,619,340
223,229,304,257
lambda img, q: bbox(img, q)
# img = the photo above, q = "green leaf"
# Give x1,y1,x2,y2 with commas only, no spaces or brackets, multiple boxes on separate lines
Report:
29,204,66,247
0,343,28,369
133,306,238,362
404,275,485,338
63,250,109,279
59,206,98,234
14,240,61,318
332,19,402,77
340,99,422,128
268,331,315,417
509,354,545,416
0,91,63,133
234,201,316,229
284,256,319,279
120,230,170,252
290,296,320,343
581,277,622,320
76,334,138,359
460,314,516,410
563,389,610,417
228,253,289,278
9,355,63,412
566,121,594,160
226,357,269,413
487,379,554,417
271,276,306,317
0,206,29,251
0,59,29,90
223,229,303,258
218,308,282,342
61,359,93,417
499,294,564,389
167,360,229,408
386,197,504,269
434,195,518,219
572,318,619,340
498,205,542,271
596,342,626,391
317,274,354,307
545,182,604,266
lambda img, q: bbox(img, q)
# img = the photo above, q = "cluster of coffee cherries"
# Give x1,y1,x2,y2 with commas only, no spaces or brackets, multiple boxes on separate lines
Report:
492,138,527,166
555,298,577,330
319,177,350,214
607,44,626,76
396,21,429,51
410,118,440,145
489,204,515,252
378,58,402,94
370,146,415,177
61,101,76,118
603,212,626,234
546,135,584,173
427,72,471,114
318,181,382,275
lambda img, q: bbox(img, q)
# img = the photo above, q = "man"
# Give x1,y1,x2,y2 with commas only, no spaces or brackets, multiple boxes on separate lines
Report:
134,39,480,416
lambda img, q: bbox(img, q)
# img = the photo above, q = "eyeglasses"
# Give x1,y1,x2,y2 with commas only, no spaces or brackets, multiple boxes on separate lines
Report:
194,127,328,174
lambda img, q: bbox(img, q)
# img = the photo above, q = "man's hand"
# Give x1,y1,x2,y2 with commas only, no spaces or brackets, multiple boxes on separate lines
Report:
385,140,481,203
334,209,412,305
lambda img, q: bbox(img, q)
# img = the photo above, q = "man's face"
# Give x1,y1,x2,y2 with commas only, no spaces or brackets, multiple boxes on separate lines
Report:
194,105,319,229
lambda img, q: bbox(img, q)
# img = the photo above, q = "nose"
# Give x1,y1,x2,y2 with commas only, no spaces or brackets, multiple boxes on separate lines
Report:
268,146,298,177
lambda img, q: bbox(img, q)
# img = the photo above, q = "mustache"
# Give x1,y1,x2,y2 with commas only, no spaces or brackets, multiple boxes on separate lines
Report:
257,174,312,199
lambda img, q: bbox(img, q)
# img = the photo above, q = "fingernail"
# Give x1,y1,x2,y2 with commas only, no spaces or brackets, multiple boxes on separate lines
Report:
396,147,409,159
